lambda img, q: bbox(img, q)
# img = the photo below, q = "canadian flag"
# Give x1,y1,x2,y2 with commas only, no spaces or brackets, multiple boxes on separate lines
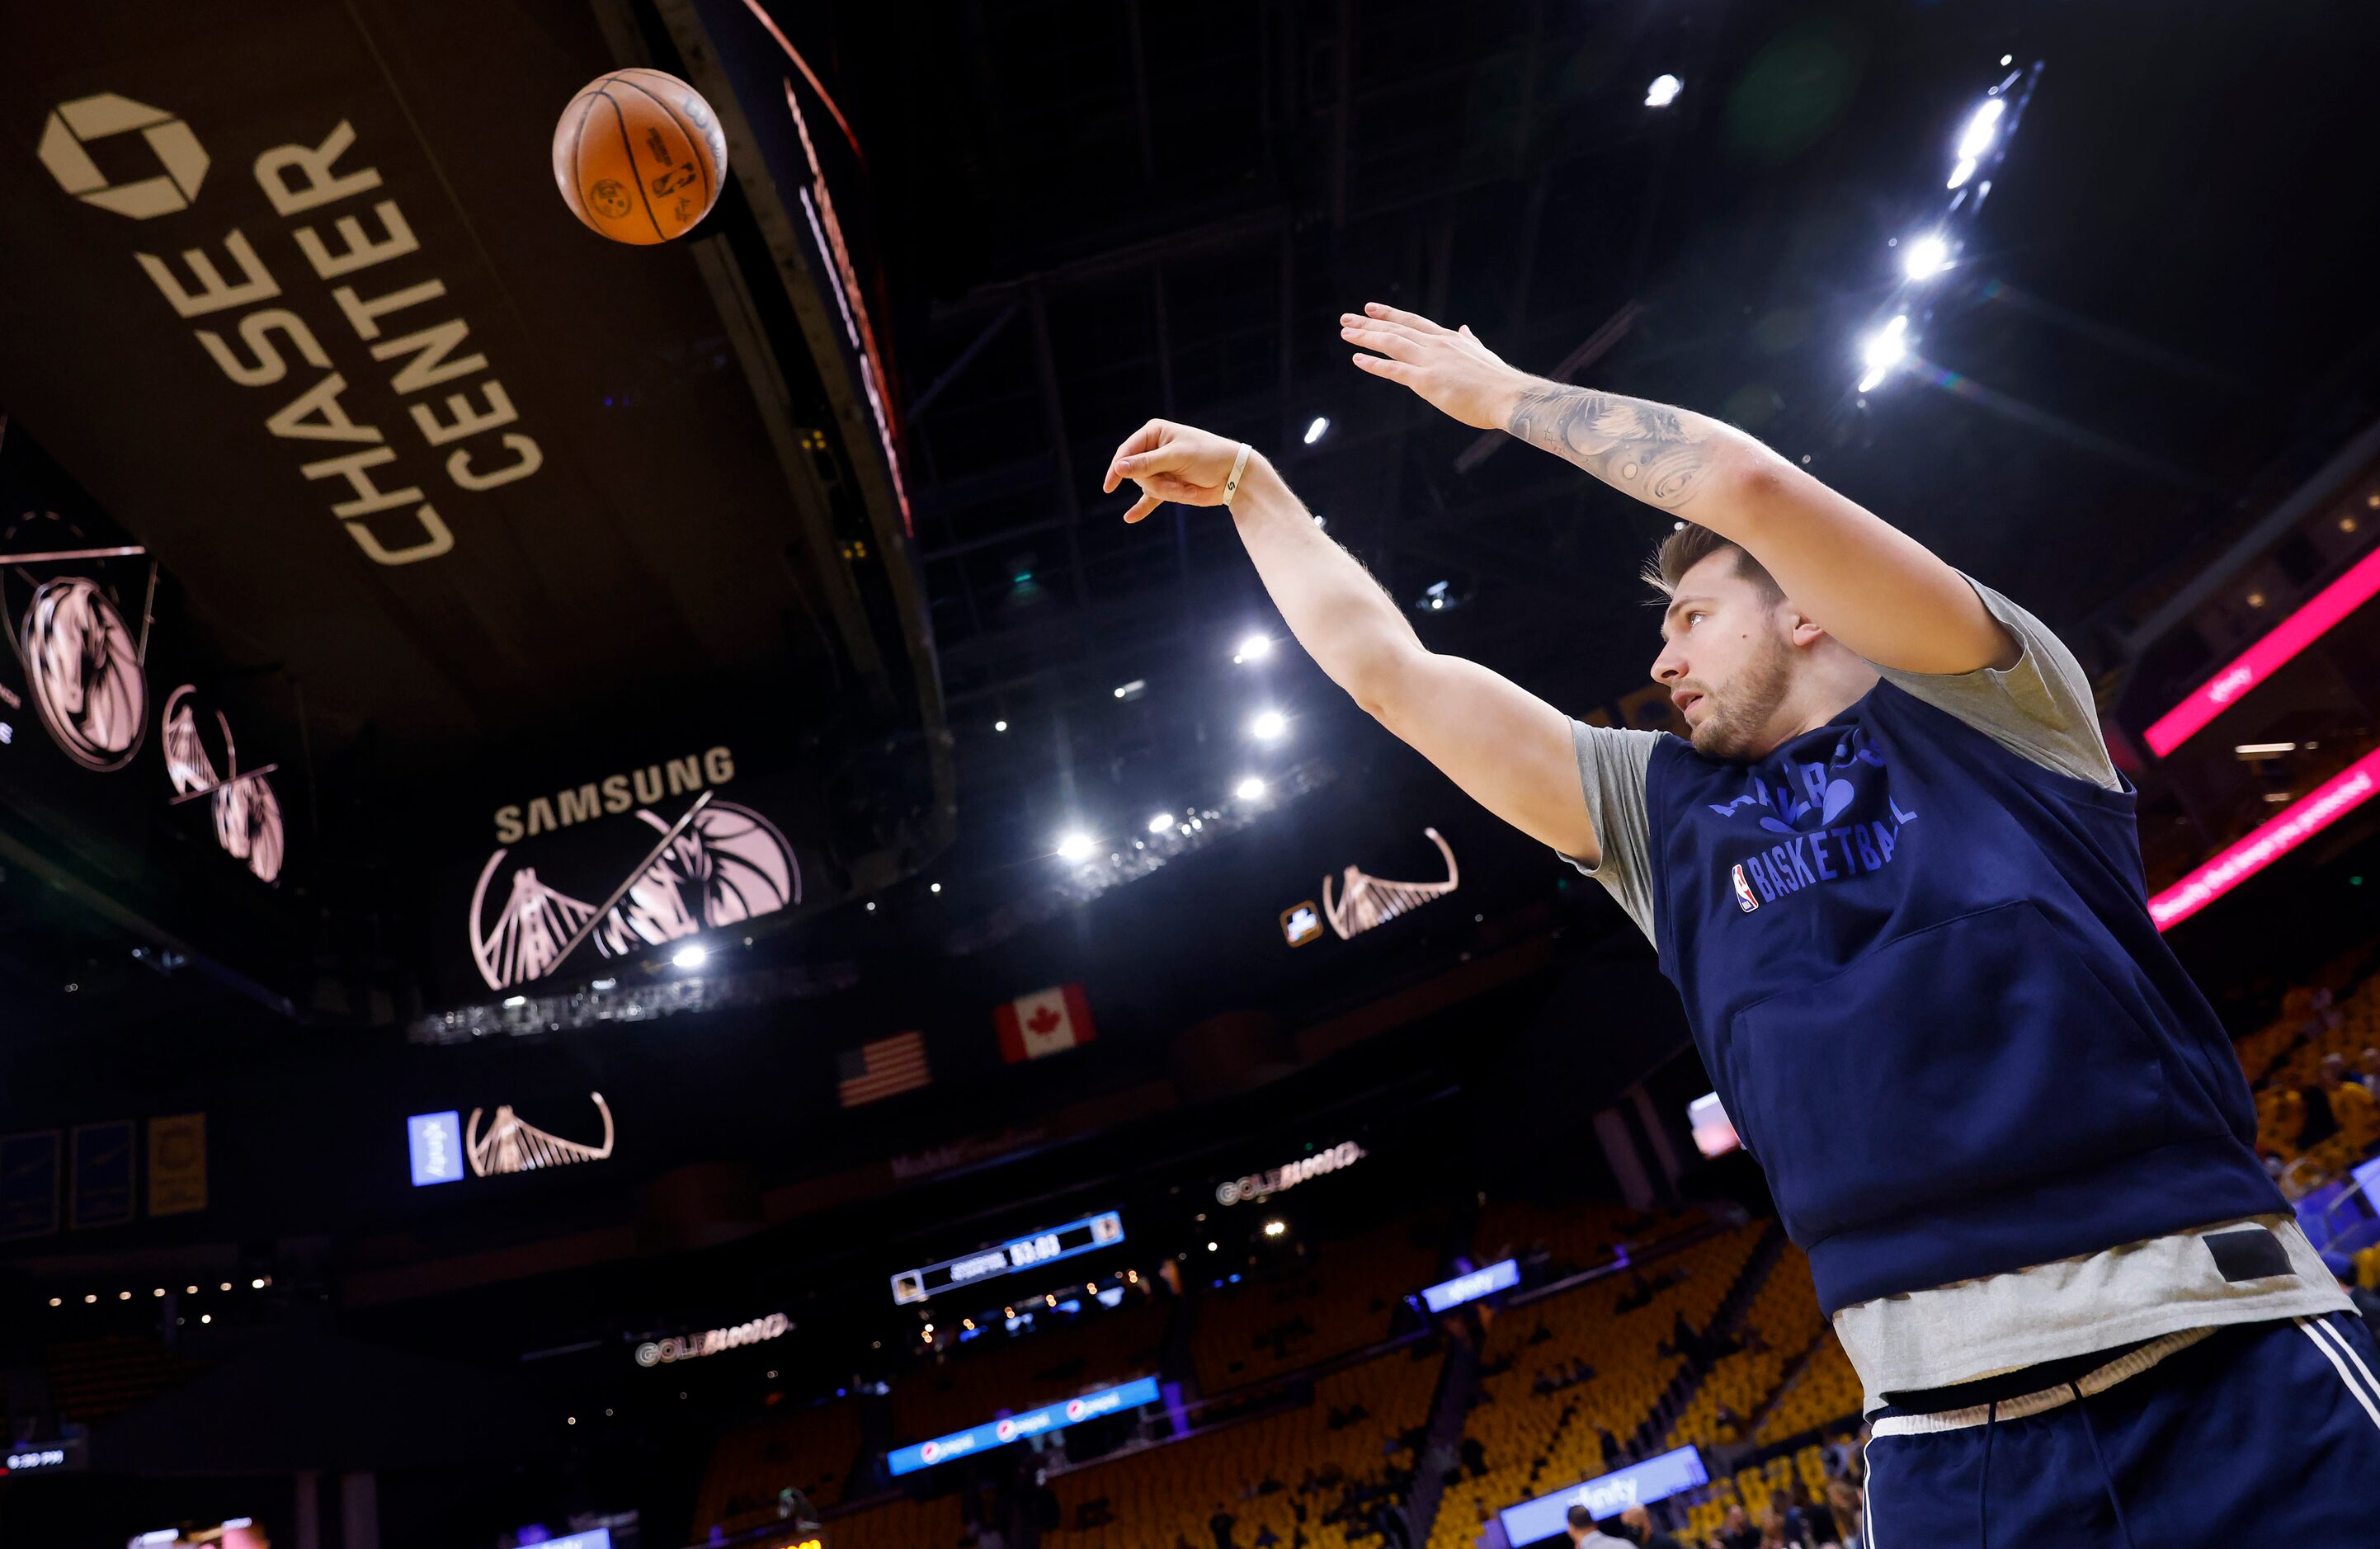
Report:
995,983,1096,1062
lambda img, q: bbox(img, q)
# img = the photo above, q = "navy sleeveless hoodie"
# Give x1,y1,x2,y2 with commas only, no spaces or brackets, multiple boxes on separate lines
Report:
1647,679,2284,1316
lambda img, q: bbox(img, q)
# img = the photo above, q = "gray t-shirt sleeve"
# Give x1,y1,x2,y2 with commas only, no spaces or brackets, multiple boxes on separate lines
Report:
1872,575,2123,791
1559,721,1665,944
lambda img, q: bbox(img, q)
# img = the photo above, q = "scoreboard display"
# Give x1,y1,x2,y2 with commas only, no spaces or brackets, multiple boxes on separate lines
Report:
890,1210,1124,1306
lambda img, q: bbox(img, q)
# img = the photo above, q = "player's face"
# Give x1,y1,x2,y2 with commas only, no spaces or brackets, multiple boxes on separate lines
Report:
1650,551,1796,760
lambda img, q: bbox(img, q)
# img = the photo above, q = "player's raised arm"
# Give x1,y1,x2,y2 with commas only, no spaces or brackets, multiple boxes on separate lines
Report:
1341,303,2017,676
1102,420,1598,862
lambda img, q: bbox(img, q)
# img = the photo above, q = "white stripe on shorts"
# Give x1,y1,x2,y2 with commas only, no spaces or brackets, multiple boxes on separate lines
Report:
2295,1316,2380,1432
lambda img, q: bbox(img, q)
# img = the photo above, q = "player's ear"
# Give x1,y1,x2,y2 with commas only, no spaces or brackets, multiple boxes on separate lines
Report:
1784,604,1828,649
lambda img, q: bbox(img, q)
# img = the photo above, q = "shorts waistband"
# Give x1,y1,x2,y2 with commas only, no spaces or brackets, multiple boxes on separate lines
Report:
1865,1325,2215,1438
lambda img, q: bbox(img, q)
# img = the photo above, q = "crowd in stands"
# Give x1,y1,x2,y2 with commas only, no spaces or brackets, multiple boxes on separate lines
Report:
1663,1248,1822,1452
894,1297,1169,1443
690,1394,861,1541
1192,1217,1447,1394
696,958,2380,1549
1047,1345,1438,1549
1426,1223,1765,1549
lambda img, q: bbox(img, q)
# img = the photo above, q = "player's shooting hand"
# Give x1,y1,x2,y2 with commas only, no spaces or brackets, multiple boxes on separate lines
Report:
1101,419,1256,524
1341,303,1524,430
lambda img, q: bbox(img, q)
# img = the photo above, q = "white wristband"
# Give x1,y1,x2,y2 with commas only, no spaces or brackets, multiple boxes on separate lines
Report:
1223,441,1252,506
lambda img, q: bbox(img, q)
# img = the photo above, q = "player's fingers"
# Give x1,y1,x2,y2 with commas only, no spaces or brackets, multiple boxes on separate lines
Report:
1362,301,1454,336
1122,491,1163,524
1103,420,1171,492
1339,326,1428,362
1352,353,1417,384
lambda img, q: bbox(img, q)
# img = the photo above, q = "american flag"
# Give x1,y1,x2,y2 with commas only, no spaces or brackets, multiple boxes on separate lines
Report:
837,1032,931,1108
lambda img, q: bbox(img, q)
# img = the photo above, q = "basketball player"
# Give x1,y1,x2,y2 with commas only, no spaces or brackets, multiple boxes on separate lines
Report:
1102,304,2380,1546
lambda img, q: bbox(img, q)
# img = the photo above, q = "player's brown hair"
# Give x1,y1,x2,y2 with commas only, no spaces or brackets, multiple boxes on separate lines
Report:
1643,521,1784,603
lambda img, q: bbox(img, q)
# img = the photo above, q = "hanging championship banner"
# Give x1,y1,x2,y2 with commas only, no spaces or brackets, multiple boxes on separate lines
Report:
147,1111,208,1216
0,1131,62,1241
70,1121,135,1231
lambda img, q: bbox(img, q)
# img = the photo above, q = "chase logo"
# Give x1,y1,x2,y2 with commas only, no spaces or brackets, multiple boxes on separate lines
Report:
37,94,208,219
1730,864,1760,913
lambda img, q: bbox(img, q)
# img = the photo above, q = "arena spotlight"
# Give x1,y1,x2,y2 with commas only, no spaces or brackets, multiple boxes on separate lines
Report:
1148,812,1176,833
1055,831,1096,863
1858,315,1910,393
1263,1218,1288,1238
1303,416,1331,445
502,994,527,1008
1947,156,1977,191
672,944,708,969
1250,709,1288,742
1236,776,1267,801
1958,97,2006,161
1902,233,1950,281
994,718,1008,732
1645,73,1684,108
1236,632,1274,664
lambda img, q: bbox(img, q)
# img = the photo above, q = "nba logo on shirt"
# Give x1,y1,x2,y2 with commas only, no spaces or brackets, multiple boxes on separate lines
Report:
1731,863,1760,913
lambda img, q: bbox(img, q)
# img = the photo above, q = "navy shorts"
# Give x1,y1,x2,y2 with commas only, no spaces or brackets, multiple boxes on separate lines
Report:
1863,1313,2380,1548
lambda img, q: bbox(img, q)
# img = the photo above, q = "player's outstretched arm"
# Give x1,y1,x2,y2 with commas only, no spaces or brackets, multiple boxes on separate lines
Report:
1341,303,2016,676
1102,419,1600,862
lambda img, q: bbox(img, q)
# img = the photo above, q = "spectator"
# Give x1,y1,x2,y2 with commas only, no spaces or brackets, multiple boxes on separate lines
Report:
2359,1047,2380,1093
1211,1504,1237,1549
1826,1482,1865,1549
1566,1504,1630,1548
2298,1054,2351,1147
1460,1435,1489,1478
2331,1054,2380,1141
1620,1504,1683,1549
1792,1485,1836,1548
1716,1505,1760,1549
1598,1426,1621,1469
2325,1250,2380,1339
1766,1490,1807,1547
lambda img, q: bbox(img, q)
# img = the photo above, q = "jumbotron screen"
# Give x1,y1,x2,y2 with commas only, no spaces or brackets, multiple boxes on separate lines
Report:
890,1210,1124,1305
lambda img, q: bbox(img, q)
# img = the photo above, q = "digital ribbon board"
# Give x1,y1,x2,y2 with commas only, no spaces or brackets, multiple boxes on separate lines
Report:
1497,1447,1711,1546
886,1377,1159,1476
889,1210,1124,1306
1416,1258,1519,1314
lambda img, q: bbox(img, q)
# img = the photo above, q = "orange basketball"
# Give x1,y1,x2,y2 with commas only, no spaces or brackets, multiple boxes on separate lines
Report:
553,68,729,245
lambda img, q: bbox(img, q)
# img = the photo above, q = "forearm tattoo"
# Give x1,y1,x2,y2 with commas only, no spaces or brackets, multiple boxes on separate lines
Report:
1506,384,1719,510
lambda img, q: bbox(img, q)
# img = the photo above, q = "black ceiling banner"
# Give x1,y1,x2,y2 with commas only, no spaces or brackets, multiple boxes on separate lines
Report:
0,0,949,1008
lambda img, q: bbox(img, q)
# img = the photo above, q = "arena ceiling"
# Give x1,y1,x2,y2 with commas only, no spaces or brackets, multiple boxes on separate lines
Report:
2,0,2378,1029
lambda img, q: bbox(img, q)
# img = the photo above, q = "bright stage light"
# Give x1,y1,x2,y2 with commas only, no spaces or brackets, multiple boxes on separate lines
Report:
1250,709,1287,742
994,718,1008,732
1237,632,1274,662
1303,417,1331,445
1858,315,1909,392
1948,156,1977,191
1263,1218,1287,1238
1903,233,1950,280
1645,73,1683,108
1958,97,2006,161
672,944,708,968
1235,776,1267,801
1148,812,1176,833
502,995,527,1008
1055,831,1096,863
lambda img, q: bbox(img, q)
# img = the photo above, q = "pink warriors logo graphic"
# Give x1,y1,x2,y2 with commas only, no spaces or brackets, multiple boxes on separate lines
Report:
1322,827,1459,940
163,685,285,883
467,796,801,991
18,574,147,771
466,1091,615,1176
